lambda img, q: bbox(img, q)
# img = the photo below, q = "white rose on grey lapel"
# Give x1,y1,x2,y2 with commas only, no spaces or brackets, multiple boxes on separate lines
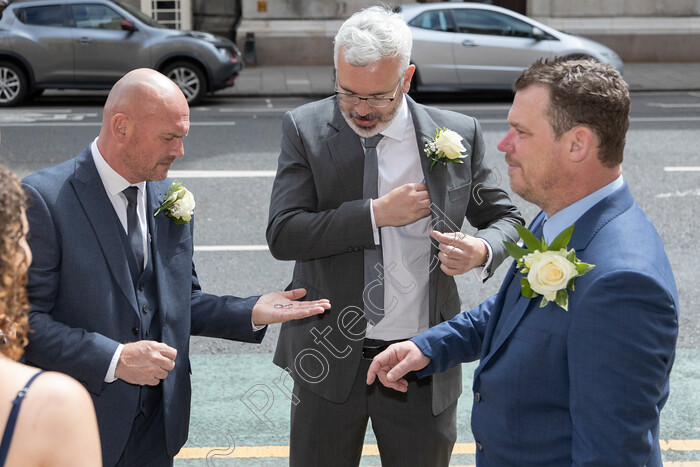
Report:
425,127,468,172
154,181,195,224
434,129,467,160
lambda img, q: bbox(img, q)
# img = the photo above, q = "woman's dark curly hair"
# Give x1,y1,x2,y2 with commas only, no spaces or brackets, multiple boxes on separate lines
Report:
0,164,30,360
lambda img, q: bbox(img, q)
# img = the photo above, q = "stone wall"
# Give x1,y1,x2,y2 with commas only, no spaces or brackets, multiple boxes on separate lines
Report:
129,0,700,64
529,1,700,62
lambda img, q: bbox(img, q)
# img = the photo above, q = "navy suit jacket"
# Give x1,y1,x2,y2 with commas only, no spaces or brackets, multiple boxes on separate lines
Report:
22,147,265,466
413,183,678,466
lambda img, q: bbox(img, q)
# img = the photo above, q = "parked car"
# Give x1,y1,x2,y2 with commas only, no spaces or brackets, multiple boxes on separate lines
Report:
398,2,623,93
0,0,242,106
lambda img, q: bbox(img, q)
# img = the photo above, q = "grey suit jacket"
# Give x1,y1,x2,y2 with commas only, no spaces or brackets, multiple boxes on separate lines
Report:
267,96,522,414
23,148,264,466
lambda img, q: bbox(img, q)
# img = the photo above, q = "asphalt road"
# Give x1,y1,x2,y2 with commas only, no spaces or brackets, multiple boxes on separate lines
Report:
1,90,699,465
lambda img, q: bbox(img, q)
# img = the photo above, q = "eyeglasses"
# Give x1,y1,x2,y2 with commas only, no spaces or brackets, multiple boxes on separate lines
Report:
335,79,403,108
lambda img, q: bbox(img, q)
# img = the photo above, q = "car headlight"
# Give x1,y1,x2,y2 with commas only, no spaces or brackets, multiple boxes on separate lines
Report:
216,46,237,63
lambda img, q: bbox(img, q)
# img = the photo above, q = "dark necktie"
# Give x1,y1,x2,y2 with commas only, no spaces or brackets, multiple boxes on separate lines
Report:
123,186,144,271
362,134,385,325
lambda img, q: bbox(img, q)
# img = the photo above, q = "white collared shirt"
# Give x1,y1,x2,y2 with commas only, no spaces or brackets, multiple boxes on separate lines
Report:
91,138,150,383
91,138,148,268
365,96,491,340
365,95,431,340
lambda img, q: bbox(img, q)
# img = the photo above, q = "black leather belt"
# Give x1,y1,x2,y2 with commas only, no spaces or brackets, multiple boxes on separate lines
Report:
361,338,405,360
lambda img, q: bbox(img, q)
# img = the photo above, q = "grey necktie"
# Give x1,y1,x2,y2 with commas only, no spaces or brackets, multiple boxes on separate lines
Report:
123,186,144,271
362,134,385,325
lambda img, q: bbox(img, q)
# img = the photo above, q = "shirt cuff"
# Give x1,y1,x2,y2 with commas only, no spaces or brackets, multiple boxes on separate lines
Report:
369,199,380,245
252,318,266,332
472,238,493,282
105,343,124,383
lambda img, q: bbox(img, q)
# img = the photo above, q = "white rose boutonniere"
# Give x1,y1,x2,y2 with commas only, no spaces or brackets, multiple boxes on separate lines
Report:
503,223,594,311
424,127,468,173
154,181,195,224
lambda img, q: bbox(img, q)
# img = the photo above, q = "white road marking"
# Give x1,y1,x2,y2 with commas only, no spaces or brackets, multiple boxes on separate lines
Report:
168,170,276,178
664,167,700,172
656,189,700,198
646,103,700,108
194,245,268,252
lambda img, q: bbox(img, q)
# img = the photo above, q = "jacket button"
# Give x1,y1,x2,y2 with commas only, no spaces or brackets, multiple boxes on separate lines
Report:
138,284,144,291
142,305,149,313
132,327,139,335
145,330,151,337
474,392,481,402
476,441,483,451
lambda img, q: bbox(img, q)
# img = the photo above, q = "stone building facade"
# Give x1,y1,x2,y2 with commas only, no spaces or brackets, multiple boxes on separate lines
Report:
124,0,700,65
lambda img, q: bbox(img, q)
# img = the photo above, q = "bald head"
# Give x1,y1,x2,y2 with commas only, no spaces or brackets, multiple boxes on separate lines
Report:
98,68,190,183
102,68,187,129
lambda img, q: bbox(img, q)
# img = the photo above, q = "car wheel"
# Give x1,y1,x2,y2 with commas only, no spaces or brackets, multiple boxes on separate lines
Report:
162,62,206,105
0,62,27,107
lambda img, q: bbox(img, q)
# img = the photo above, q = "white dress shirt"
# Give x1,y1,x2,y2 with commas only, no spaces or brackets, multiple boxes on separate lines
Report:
365,96,431,340
365,97,492,339
91,138,148,382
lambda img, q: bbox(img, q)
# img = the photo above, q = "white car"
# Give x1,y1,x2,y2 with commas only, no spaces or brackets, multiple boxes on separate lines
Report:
398,2,623,93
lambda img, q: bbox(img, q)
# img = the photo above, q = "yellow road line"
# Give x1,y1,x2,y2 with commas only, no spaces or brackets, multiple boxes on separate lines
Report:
176,440,700,459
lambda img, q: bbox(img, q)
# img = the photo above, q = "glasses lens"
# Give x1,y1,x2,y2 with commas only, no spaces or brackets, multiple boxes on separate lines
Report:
367,98,391,108
337,93,360,105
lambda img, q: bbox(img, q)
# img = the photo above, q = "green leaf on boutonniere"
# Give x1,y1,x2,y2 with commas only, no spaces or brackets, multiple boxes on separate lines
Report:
555,289,569,311
520,277,536,298
514,223,543,252
549,224,574,251
576,262,595,275
503,240,528,260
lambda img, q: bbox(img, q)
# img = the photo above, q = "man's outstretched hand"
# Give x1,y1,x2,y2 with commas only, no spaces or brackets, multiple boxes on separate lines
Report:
366,341,431,392
252,288,331,326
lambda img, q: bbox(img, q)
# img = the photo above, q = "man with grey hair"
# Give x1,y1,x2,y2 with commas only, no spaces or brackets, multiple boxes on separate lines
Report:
267,5,522,466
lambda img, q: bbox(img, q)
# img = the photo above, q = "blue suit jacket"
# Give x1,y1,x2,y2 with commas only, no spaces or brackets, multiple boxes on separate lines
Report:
413,183,678,466
22,147,265,466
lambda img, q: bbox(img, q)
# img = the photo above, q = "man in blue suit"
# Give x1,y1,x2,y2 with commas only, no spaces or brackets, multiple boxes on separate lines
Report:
22,69,330,467
367,58,679,466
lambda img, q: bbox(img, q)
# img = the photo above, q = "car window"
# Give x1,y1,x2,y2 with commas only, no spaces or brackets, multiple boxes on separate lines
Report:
18,5,65,26
117,2,166,29
408,10,455,33
452,9,533,38
71,4,124,29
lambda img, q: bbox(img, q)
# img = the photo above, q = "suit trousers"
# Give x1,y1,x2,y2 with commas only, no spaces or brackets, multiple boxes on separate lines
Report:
115,399,172,467
290,357,457,467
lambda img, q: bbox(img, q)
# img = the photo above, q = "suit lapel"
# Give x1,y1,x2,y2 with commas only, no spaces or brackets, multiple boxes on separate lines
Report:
406,98,454,324
477,213,546,367
326,102,366,200
147,180,174,326
408,97,447,202
71,149,138,314
477,184,634,372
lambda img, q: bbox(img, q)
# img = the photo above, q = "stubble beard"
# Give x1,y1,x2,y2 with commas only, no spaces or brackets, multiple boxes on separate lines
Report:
339,100,401,138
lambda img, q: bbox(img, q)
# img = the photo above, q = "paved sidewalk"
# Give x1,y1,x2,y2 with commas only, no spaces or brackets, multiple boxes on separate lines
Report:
219,62,700,97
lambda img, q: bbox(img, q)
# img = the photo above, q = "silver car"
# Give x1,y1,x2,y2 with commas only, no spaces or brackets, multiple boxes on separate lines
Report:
399,2,623,93
0,0,243,106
